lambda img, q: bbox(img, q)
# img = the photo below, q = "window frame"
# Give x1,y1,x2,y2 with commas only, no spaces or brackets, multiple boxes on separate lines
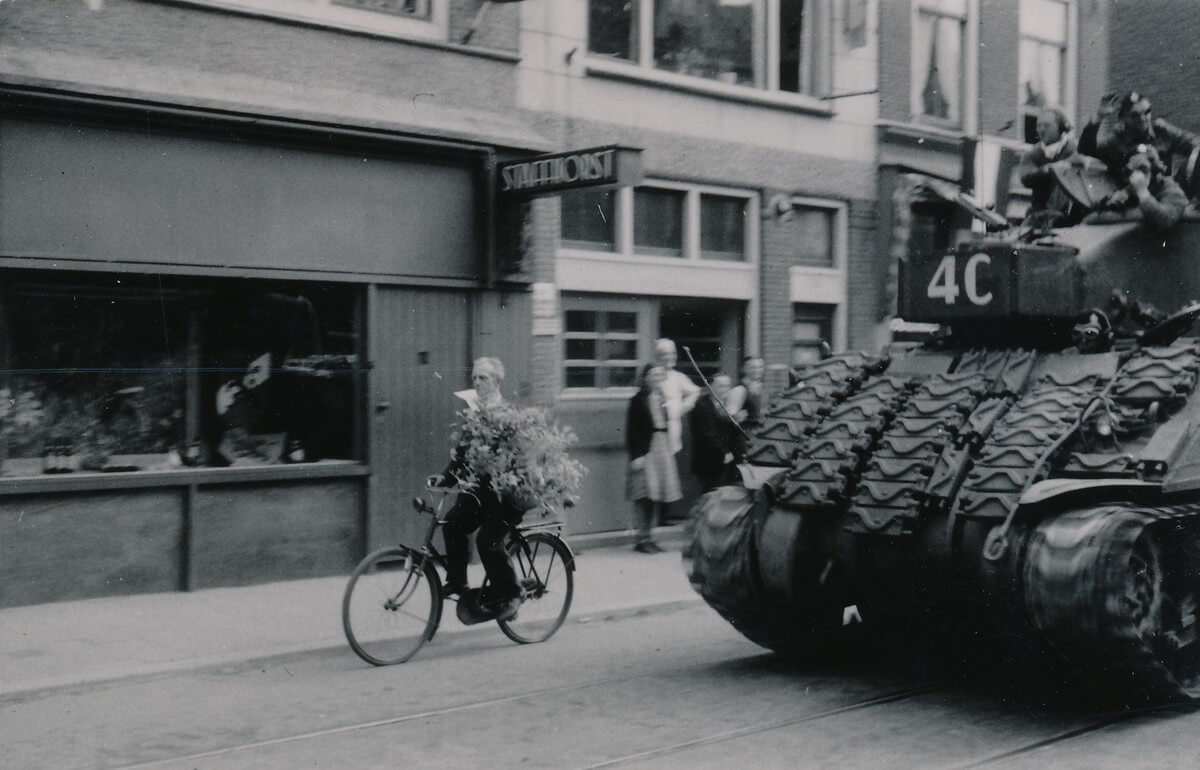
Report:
586,0,831,99
559,179,760,267
164,0,449,44
791,303,835,368
560,295,654,396
910,0,974,131
0,271,366,477
1017,0,1076,144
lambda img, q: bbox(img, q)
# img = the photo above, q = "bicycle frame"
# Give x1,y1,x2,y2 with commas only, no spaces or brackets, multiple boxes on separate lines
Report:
407,485,575,591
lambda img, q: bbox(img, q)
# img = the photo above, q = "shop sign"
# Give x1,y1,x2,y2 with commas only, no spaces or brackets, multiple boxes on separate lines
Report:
498,146,643,197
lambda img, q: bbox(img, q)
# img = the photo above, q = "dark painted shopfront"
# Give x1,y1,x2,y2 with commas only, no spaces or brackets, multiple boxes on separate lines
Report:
0,90,534,607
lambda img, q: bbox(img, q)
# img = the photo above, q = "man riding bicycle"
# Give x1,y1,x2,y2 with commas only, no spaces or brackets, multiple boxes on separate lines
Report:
428,357,524,622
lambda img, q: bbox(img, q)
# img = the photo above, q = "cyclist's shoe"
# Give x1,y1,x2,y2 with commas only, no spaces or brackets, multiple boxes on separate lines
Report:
493,596,522,622
442,581,467,598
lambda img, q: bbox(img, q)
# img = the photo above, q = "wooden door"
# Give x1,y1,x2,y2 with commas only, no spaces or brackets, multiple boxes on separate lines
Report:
368,286,473,549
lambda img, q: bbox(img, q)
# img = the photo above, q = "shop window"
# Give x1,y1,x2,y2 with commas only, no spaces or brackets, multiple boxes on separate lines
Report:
563,308,643,389
588,0,830,96
784,205,836,267
162,0,446,42
0,273,361,476
913,0,966,127
560,181,755,264
792,304,833,367
1019,0,1071,143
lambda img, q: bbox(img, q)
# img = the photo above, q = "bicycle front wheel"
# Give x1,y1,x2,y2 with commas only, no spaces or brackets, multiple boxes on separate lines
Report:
499,532,575,644
343,546,442,665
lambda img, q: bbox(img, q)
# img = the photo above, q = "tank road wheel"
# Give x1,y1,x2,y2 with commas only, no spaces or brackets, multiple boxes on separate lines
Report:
1024,506,1200,705
687,487,844,656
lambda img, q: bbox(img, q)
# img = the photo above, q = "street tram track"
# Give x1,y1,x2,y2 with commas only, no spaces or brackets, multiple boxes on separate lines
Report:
106,654,942,770
948,706,1178,769
570,685,942,770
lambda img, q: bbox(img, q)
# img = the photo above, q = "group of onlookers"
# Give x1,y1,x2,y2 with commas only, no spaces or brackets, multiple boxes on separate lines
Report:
624,338,766,554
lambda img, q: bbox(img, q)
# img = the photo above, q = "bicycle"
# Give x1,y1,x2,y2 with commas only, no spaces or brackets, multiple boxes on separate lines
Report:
342,482,576,665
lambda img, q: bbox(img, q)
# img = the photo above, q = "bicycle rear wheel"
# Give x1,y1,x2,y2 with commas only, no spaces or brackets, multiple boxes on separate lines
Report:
343,546,442,665
498,532,575,644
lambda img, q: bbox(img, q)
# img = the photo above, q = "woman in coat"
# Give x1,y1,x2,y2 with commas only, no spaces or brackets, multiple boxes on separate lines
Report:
625,362,682,553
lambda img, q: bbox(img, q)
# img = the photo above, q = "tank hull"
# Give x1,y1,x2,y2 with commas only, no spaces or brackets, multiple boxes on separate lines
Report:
689,342,1200,702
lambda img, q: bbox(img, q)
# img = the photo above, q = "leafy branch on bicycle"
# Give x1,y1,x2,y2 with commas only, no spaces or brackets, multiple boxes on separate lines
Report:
449,403,586,516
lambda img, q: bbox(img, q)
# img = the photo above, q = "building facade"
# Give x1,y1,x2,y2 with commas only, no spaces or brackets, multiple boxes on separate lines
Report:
0,0,561,606
874,0,1110,310
520,0,883,529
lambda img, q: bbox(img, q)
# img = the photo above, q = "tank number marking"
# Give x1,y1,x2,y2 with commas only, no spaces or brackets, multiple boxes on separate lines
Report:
926,253,993,306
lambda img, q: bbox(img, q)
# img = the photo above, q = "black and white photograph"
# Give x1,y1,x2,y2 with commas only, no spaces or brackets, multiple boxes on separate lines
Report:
3,0,1200,767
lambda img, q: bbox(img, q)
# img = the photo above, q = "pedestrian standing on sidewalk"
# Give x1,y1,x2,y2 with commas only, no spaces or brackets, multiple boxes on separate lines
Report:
625,362,681,553
654,338,700,523
689,373,747,493
726,356,766,428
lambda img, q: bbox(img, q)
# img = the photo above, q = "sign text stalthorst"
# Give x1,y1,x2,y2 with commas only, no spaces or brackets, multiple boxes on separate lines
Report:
497,145,642,197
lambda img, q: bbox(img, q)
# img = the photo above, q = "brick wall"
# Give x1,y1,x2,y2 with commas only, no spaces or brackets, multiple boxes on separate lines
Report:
877,0,912,123
979,0,1020,140
1109,1,1196,129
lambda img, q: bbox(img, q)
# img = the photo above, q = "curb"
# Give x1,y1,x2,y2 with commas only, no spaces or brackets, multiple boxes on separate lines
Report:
0,595,702,701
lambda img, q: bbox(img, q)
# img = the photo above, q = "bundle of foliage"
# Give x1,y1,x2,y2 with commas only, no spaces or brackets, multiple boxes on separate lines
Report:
0,387,44,440
450,402,586,515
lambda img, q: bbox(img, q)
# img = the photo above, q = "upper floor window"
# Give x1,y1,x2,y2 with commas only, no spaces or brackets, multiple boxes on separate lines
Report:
913,0,966,127
560,182,757,263
783,204,836,267
1020,0,1071,143
587,0,830,96
174,0,446,42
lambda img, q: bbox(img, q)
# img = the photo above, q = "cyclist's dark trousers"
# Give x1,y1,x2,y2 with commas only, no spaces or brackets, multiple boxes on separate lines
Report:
443,492,522,601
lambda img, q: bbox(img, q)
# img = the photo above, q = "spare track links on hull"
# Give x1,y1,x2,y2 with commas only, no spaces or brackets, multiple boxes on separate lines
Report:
1025,504,1200,704
693,342,1200,668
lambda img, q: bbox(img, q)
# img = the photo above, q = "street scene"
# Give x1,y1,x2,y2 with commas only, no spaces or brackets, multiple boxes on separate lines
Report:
5,0,1200,767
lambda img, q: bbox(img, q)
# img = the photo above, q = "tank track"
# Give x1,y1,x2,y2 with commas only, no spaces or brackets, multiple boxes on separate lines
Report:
1024,504,1200,704
692,343,1200,672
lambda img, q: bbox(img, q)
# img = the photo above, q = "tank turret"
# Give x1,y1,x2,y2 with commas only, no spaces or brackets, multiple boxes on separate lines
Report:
687,182,1200,703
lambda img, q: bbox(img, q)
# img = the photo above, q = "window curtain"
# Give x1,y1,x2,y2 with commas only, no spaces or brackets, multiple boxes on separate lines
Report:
915,12,962,123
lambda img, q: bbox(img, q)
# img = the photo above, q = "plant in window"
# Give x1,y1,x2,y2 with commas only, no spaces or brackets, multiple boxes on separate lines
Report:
450,403,587,516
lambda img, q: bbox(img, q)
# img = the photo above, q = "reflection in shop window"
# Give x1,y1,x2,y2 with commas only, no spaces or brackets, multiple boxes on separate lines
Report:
1,274,361,476
561,188,617,252
563,309,642,389
634,187,685,257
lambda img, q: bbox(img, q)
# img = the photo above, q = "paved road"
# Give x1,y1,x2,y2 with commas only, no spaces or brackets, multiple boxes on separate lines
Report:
4,604,1198,769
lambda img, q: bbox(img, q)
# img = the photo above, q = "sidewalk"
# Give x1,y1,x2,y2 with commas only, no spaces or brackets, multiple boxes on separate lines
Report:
0,528,699,697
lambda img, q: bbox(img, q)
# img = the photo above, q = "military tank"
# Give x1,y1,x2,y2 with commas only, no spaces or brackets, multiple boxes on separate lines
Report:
688,174,1200,704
